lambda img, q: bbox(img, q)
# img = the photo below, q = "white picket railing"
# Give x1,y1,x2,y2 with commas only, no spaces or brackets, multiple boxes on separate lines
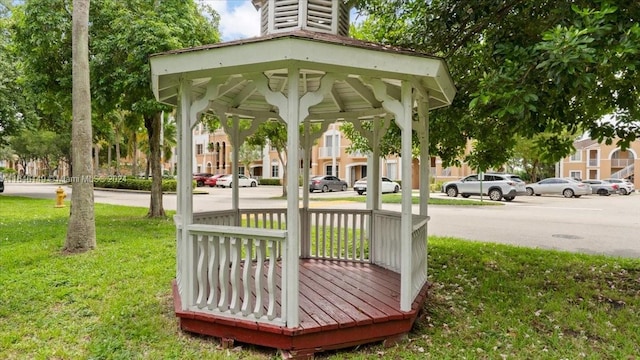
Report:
411,216,429,300
187,224,287,325
194,208,371,262
183,207,429,326
305,208,371,261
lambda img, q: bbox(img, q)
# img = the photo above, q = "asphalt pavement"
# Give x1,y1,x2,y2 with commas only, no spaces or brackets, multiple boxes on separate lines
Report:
2,182,639,258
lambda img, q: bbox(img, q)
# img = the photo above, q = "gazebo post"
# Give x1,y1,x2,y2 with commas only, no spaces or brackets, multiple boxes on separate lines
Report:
414,83,431,217
300,121,311,258
177,79,195,310
284,66,301,327
369,117,382,210
230,115,240,214
399,81,414,311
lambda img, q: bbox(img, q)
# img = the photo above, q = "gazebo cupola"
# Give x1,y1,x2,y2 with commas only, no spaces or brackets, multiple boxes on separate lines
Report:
252,0,350,36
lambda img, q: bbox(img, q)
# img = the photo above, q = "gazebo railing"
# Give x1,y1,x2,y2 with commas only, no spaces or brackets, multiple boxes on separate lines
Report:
411,216,429,299
193,208,372,262
303,208,371,262
185,224,287,325
192,208,427,268
183,207,429,325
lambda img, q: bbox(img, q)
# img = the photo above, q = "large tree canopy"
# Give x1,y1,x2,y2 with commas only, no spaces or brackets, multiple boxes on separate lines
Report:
0,2,35,145
11,0,220,217
351,0,640,170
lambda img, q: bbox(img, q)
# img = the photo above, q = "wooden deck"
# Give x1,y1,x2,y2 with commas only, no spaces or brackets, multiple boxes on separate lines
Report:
173,259,430,358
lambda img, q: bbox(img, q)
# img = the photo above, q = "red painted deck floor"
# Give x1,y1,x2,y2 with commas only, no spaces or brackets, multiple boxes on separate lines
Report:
173,259,430,358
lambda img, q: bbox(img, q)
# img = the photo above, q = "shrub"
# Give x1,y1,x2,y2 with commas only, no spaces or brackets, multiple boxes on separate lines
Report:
259,178,281,186
93,177,190,192
430,180,445,192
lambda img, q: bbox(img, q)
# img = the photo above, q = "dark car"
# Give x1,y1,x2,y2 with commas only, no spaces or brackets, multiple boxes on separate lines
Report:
193,173,213,187
0,173,4,193
309,175,348,193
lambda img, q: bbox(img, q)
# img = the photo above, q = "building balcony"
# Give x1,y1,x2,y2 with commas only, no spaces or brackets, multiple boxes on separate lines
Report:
319,146,340,158
611,159,634,168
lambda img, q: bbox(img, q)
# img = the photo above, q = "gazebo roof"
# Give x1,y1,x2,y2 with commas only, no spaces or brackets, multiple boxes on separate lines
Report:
150,30,456,121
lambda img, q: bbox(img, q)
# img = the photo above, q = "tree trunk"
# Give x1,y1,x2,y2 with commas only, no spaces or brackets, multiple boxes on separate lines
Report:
131,131,138,177
107,143,112,174
115,140,120,175
93,144,99,175
65,0,96,253
277,151,287,197
145,112,165,217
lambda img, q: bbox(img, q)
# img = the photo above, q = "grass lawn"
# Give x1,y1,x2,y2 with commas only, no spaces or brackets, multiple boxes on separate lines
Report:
311,193,502,206
1,196,638,359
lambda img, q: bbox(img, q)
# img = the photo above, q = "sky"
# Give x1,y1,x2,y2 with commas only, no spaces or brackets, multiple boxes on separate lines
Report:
197,0,261,41
196,0,363,41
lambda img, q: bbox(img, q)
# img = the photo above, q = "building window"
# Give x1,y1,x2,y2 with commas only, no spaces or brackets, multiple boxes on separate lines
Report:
271,164,279,178
570,151,581,162
386,163,397,180
569,171,582,180
325,164,339,177
196,144,203,155
324,132,340,157
238,166,245,176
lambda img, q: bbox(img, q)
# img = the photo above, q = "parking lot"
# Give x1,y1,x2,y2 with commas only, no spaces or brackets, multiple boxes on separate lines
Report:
427,191,640,258
3,182,639,258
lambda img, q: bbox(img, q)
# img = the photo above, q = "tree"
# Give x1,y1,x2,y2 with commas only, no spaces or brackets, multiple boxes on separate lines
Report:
350,0,640,170
246,121,289,196
65,0,95,253
90,0,220,217
509,135,560,182
13,0,220,217
238,142,262,177
161,112,177,168
0,2,34,145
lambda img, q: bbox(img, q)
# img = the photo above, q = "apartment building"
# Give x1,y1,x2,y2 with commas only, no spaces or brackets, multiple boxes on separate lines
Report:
192,122,472,189
558,137,638,187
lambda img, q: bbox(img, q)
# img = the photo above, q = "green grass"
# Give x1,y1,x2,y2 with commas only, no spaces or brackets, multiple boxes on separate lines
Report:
1,196,639,359
311,193,502,206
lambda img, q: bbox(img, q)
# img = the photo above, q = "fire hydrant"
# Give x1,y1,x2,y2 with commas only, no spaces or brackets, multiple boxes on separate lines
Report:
55,186,66,208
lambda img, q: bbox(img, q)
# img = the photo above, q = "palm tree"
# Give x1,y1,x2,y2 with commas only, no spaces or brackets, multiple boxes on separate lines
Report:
65,0,96,252
162,112,177,172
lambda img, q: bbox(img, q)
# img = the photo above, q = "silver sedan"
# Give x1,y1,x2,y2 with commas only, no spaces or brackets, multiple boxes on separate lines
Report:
526,178,591,198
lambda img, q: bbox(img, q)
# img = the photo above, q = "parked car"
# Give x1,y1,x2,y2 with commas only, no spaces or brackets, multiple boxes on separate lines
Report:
603,178,635,195
309,175,348,193
441,173,527,201
353,177,401,195
204,174,225,187
216,174,258,188
582,180,618,196
0,173,4,193
525,177,591,198
193,173,213,187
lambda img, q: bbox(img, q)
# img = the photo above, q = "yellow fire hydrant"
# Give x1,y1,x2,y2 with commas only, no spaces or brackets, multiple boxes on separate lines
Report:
55,186,66,208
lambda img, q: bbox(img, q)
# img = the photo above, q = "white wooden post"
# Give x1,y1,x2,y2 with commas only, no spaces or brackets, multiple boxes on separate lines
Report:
178,79,195,310
417,101,430,216
299,73,336,257
413,79,431,217
301,121,311,257
399,81,414,311
231,116,240,213
285,66,301,327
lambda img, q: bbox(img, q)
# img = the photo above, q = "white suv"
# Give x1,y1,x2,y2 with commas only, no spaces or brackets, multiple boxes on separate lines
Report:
603,178,635,195
442,173,528,202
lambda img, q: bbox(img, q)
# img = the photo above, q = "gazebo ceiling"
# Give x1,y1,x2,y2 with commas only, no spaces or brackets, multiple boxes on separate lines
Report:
150,30,456,121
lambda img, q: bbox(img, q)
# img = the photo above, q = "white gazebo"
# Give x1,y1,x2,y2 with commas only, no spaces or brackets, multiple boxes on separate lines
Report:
150,0,455,358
